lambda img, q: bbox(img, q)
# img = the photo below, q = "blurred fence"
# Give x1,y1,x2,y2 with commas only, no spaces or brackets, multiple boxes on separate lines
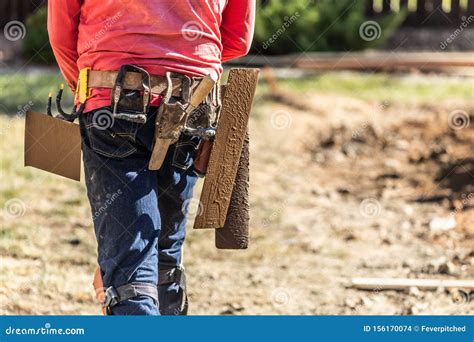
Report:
0,0,45,28
367,0,474,26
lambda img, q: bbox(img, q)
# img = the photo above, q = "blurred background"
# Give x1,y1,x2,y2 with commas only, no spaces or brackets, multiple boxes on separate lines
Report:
0,0,472,315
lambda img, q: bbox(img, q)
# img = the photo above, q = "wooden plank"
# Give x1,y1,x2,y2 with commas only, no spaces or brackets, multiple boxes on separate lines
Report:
18,0,24,22
468,0,474,15
365,0,375,16
416,0,426,23
10,0,19,22
194,68,259,229
432,0,443,10
451,0,461,20
382,0,392,14
351,277,474,291
215,132,250,249
229,52,474,70
296,53,474,69
427,0,449,25
0,0,44,27
3,1,12,25
231,51,474,69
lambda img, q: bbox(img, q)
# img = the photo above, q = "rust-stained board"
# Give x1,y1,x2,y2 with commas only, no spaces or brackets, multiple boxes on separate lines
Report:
193,68,259,229
215,131,250,249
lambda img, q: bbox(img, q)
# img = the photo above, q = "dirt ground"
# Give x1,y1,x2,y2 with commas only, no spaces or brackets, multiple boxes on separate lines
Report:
0,71,473,315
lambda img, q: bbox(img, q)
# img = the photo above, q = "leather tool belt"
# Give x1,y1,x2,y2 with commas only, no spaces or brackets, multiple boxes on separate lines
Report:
87,70,184,97
77,65,192,124
75,65,219,169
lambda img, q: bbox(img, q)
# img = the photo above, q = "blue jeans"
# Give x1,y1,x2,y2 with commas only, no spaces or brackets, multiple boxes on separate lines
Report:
79,106,200,315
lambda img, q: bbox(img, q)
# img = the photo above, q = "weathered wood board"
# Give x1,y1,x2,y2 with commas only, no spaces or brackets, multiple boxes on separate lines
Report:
229,52,474,71
351,278,474,291
193,68,259,229
215,132,250,249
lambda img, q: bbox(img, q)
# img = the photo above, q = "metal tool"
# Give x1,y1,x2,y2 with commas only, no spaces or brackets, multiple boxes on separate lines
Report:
149,74,216,170
110,64,151,124
46,92,53,117
46,84,83,122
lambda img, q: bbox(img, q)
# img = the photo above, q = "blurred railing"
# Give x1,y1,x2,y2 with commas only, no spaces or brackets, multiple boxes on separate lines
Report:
366,0,474,26
0,0,46,28
1,0,473,29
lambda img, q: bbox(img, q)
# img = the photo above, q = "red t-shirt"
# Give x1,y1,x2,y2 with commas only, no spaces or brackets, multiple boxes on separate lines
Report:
48,0,255,112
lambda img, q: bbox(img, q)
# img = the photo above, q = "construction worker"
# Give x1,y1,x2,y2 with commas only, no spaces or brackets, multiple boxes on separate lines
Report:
48,0,255,315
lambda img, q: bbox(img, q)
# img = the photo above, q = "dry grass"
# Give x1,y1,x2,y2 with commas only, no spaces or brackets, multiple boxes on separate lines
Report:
0,71,473,315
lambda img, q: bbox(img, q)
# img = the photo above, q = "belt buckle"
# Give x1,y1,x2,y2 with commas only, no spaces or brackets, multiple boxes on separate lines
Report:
104,286,120,308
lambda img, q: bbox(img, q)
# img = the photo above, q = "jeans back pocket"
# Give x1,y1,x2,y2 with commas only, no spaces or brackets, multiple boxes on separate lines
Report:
82,108,139,159
171,135,201,170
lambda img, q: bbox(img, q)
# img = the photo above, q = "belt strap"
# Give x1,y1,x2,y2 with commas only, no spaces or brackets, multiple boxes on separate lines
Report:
104,282,158,313
88,70,183,96
159,267,186,289
158,266,188,315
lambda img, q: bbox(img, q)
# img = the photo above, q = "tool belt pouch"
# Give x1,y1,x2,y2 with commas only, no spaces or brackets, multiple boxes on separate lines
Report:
190,86,222,175
172,98,220,173
150,73,218,171
154,73,192,140
155,75,220,141
183,101,219,140
111,64,151,124
156,99,188,141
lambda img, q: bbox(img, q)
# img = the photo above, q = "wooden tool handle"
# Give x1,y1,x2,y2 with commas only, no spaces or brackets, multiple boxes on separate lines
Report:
190,75,215,109
149,139,173,170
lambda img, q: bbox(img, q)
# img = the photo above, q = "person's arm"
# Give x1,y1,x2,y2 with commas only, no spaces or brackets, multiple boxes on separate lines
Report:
47,0,82,91
220,0,256,62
